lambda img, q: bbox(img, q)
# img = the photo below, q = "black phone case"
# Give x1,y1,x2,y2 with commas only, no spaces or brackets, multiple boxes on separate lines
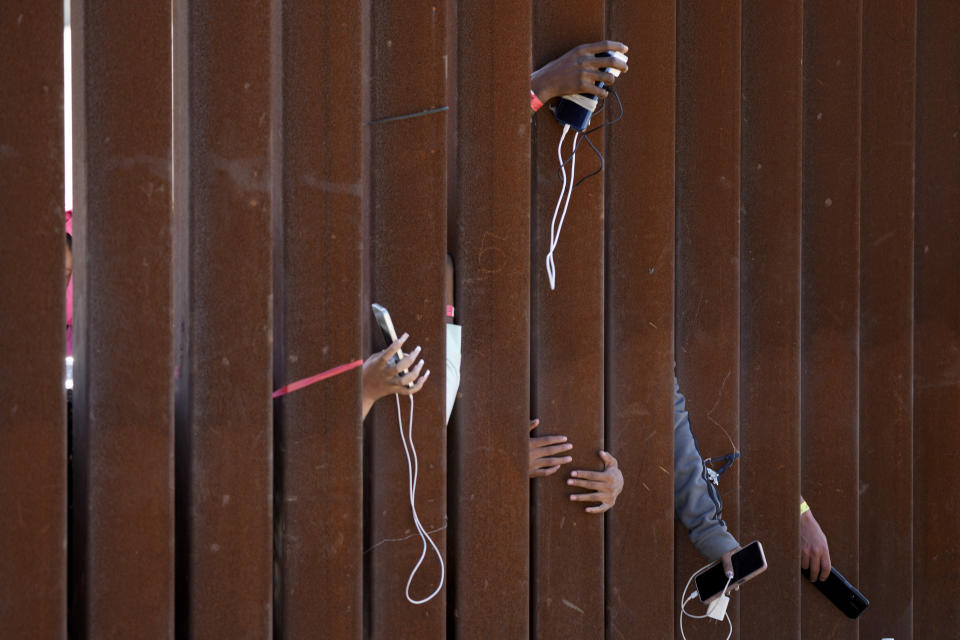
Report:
802,567,869,619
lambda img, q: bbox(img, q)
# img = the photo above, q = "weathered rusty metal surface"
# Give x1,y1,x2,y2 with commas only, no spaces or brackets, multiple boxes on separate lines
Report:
0,3,65,638
271,2,365,638
858,1,917,638
530,5,606,638
172,0,274,636
913,1,960,636
604,1,677,636
69,0,175,636
799,1,862,637
674,1,742,637
7,3,960,637
366,2,449,637
738,1,803,637
449,0,531,637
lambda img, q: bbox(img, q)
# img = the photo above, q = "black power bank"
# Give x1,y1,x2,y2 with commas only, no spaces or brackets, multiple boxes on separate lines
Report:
802,567,870,619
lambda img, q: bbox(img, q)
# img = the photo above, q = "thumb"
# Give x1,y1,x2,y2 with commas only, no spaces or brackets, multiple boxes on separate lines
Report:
721,551,736,580
598,450,617,468
529,418,540,432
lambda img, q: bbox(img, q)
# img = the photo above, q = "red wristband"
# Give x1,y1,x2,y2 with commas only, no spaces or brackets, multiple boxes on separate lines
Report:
530,90,544,112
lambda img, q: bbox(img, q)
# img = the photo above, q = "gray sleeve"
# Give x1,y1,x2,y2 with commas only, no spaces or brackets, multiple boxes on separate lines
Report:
673,376,739,561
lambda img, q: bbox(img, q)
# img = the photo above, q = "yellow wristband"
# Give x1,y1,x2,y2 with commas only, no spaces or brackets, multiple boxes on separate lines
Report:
800,500,810,516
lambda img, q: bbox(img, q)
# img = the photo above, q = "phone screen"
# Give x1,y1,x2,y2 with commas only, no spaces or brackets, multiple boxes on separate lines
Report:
695,541,766,602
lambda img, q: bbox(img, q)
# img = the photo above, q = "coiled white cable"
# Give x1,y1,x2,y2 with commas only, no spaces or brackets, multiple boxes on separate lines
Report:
680,562,733,640
394,393,444,604
546,124,578,291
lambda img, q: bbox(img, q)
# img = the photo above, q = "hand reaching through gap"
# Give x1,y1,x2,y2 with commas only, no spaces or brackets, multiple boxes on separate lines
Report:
528,419,574,478
361,333,430,418
801,507,832,582
530,40,629,104
567,450,624,514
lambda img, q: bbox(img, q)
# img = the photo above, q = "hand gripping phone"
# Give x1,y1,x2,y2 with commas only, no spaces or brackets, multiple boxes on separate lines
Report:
371,303,413,388
695,541,768,603
554,50,628,131
802,566,870,619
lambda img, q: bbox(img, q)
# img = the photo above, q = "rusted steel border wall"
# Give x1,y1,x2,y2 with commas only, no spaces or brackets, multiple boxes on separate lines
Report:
0,1,957,638
0,4,65,639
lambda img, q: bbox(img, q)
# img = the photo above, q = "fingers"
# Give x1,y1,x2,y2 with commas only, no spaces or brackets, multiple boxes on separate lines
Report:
571,490,613,514
580,55,629,74
397,369,430,395
394,359,425,387
533,441,573,458
577,40,629,55
585,502,613,514
569,469,608,482
528,418,540,432
800,548,811,572
575,70,616,97
807,548,823,582
538,456,574,469
534,455,574,469
578,82,610,98
377,333,409,364
531,435,567,448
530,437,573,474
569,490,604,503
530,465,561,478
722,553,735,579
598,450,618,468
819,550,832,582
567,478,607,492
393,345,422,372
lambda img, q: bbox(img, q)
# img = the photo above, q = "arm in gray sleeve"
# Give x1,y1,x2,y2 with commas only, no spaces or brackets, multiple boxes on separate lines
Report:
673,376,739,561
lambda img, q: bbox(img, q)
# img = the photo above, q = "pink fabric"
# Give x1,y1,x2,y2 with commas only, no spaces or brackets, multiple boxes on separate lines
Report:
65,210,73,357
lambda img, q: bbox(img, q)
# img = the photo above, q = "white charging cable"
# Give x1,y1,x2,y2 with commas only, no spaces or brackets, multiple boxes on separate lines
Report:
680,562,733,640
545,123,578,291
394,393,445,605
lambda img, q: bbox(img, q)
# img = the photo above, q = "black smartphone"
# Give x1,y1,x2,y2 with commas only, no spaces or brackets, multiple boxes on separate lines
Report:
802,567,869,619
695,541,768,603
371,303,413,387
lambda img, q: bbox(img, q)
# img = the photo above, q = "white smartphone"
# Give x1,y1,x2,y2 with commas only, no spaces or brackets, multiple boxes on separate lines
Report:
371,303,413,387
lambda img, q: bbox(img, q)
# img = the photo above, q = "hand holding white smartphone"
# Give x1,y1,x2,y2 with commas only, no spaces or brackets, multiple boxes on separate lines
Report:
371,303,414,388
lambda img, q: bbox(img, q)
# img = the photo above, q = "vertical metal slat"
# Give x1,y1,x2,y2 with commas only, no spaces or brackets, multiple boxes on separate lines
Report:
173,0,275,635
858,0,917,637
738,0,803,637
530,4,607,638
449,0,532,636
71,0,175,635
604,0,678,635
0,3,65,638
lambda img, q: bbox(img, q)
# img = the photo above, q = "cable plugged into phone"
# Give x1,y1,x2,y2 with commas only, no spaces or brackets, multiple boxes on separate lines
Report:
679,541,767,640
681,568,733,640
